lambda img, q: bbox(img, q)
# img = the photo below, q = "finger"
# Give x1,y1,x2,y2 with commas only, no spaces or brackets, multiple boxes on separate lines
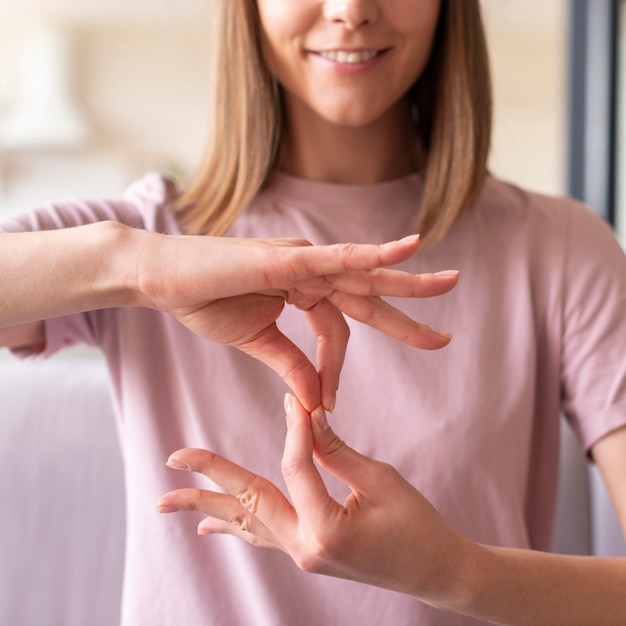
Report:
328,292,452,350
281,395,345,528
236,324,322,412
164,448,299,541
303,299,349,412
196,517,280,550
307,407,383,499
324,268,459,298
268,235,422,287
158,487,283,548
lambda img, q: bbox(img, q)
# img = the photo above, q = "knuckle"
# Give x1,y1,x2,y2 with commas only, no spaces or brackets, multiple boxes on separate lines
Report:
235,476,264,515
366,268,384,296
294,532,339,574
376,461,403,487
279,356,314,386
236,489,260,516
336,242,357,265
197,450,219,474
296,552,323,574
280,453,305,482
230,514,252,533
362,299,382,327
322,433,348,459
179,487,207,510
379,460,400,476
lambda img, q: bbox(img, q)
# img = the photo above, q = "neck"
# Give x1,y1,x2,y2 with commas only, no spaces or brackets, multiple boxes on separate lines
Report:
278,97,422,184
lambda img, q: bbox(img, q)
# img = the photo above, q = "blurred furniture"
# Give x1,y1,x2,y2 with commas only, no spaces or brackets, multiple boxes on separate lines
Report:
0,350,125,626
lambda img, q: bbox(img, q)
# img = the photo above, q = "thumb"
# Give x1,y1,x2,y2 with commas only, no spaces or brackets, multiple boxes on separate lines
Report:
309,405,377,492
281,394,341,525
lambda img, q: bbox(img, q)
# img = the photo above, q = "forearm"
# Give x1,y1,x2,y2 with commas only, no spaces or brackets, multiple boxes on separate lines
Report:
0,222,148,327
449,542,626,625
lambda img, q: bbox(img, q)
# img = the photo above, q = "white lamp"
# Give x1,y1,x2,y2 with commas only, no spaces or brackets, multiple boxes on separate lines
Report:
0,23,90,150
0,0,210,151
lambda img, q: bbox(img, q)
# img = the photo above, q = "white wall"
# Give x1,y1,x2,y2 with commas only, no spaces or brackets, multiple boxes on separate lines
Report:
0,2,569,218
482,0,569,196
0,17,212,215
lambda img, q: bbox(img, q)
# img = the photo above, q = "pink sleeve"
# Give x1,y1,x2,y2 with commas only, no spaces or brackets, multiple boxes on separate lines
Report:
10,315,102,362
560,202,626,453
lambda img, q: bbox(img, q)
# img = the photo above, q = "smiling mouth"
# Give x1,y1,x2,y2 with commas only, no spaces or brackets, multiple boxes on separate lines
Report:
315,49,384,64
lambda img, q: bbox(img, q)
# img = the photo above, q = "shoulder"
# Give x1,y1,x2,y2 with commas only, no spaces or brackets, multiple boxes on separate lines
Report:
476,175,601,226
468,175,619,256
0,173,182,235
121,173,182,234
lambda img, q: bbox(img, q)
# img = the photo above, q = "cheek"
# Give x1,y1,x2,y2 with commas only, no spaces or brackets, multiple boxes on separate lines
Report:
390,0,442,28
389,0,441,50
256,1,316,76
392,4,441,82
256,0,290,32
256,0,318,46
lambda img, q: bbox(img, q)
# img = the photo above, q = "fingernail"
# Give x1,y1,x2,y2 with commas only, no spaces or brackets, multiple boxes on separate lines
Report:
166,457,190,471
399,234,420,244
432,328,453,341
312,405,329,430
434,270,459,278
328,393,336,413
158,505,179,513
284,393,293,414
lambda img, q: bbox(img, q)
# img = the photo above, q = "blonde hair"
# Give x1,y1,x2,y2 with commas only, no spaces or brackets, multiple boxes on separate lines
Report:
177,0,492,248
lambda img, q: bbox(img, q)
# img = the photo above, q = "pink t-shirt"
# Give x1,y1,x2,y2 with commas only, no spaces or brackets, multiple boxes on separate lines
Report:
3,172,626,625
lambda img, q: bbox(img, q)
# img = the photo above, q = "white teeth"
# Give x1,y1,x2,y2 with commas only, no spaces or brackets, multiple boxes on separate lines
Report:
318,50,379,64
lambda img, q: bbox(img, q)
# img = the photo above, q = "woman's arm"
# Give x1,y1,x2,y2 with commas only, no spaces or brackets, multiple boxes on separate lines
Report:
0,223,140,327
0,224,458,411
158,398,626,625
457,428,626,625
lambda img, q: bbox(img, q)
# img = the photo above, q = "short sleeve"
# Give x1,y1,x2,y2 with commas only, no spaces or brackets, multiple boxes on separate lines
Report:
10,315,101,362
560,203,626,453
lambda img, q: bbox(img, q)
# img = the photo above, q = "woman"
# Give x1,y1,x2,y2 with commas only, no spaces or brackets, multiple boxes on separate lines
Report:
159,1,626,624
2,2,626,626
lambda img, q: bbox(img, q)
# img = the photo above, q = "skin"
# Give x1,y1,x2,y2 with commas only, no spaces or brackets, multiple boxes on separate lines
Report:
158,1,626,624
257,0,441,183
0,226,457,413
159,399,626,625
0,0,454,415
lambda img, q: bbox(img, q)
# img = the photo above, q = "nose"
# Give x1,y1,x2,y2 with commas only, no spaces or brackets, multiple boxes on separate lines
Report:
322,0,379,30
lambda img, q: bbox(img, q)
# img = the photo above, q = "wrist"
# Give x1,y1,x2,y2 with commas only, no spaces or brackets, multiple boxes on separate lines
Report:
420,532,488,615
87,220,152,309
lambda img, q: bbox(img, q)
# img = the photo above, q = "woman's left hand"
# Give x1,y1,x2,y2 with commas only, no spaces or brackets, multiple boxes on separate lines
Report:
157,395,477,608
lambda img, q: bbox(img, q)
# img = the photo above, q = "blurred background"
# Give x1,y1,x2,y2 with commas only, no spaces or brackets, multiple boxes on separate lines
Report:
0,0,569,216
1,1,625,625
0,0,212,214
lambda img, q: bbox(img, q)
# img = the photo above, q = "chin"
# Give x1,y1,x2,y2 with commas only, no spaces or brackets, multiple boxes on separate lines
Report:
316,106,389,129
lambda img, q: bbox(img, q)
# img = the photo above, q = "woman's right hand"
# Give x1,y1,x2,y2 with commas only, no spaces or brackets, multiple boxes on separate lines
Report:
158,394,476,610
137,231,457,412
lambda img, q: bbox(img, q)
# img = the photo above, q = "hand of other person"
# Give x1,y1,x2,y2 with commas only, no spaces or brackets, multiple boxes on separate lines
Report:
157,394,475,610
